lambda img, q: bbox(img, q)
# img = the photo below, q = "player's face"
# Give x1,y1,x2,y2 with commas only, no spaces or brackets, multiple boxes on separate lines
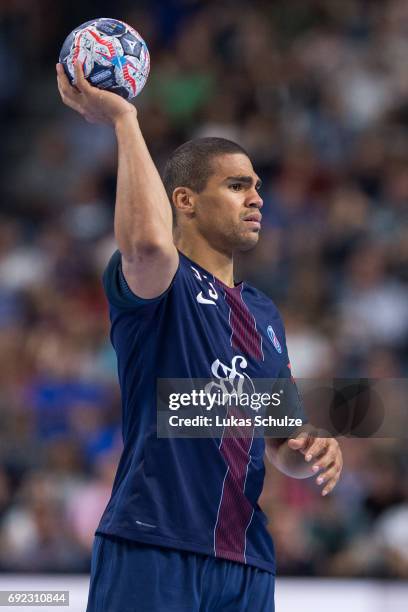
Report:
194,154,263,252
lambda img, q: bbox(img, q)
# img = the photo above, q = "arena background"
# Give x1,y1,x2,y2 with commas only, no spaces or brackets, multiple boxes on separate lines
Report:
0,0,407,609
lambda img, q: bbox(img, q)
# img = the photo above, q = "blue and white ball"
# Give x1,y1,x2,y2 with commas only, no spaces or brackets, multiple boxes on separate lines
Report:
59,18,150,100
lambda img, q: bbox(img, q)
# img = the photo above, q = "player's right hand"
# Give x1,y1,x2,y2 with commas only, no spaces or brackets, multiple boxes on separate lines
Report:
56,62,136,126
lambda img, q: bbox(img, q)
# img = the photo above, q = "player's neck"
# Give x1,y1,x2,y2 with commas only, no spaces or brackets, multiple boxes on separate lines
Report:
175,235,235,287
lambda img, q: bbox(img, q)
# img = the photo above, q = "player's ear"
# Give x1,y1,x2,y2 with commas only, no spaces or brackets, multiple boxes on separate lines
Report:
172,187,196,218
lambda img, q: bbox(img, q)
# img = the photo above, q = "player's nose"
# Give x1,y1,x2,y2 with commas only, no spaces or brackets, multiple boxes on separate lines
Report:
246,193,263,210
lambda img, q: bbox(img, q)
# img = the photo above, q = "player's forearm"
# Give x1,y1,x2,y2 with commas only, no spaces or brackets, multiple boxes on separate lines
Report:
265,438,314,479
113,113,173,258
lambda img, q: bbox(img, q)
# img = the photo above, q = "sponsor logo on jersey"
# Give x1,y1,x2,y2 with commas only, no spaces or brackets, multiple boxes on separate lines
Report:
191,266,219,306
197,291,217,306
267,325,282,353
205,355,257,406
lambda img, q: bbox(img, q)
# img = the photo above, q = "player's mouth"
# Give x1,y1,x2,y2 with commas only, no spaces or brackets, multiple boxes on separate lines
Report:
243,213,262,229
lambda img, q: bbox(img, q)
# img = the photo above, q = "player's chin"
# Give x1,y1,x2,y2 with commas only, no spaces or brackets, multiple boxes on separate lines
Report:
235,230,260,252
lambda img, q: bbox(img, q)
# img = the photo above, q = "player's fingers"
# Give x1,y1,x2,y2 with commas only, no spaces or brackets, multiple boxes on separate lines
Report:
321,471,341,496
313,439,342,469
62,97,87,116
287,435,308,451
56,63,74,90
304,437,327,462
317,457,342,495
56,65,80,101
56,77,71,102
311,446,337,472
56,62,65,78
56,77,87,115
316,461,336,485
73,61,92,93
56,81,83,113
288,427,317,451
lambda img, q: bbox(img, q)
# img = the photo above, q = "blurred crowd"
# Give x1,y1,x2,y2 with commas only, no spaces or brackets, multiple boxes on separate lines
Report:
0,0,408,576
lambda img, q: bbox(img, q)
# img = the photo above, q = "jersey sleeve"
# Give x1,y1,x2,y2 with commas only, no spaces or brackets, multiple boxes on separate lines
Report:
102,250,180,311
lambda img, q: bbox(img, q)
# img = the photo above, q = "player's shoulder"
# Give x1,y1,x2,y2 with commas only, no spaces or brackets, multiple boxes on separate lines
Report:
102,249,184,311
243,282,282,316
242,282,288,339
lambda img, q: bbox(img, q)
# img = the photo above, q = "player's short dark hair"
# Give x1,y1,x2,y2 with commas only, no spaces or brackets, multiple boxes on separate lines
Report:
162,137,249,203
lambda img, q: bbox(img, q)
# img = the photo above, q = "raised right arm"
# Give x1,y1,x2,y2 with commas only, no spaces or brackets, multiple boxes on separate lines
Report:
56,62,178,299
113,112,178,298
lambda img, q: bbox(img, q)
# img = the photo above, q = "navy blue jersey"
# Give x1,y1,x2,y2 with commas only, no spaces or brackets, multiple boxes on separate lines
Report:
97,250,304,574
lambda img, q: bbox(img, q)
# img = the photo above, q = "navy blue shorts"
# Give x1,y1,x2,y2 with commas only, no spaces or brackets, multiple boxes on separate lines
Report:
86,534,275,612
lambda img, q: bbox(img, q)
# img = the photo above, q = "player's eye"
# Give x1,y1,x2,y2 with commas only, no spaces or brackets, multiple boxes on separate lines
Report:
229,183,242,191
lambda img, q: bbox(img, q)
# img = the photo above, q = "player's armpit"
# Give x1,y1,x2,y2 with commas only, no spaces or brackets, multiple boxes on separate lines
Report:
121,243,179,299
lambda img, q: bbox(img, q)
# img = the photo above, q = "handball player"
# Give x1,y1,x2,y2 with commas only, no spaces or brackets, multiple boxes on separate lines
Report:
56,61,343,612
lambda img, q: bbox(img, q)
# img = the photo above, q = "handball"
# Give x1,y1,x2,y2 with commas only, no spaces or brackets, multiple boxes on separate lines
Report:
59,18,150,100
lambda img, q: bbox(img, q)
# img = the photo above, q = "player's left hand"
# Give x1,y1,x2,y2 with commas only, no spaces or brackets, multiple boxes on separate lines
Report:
288,432,343,496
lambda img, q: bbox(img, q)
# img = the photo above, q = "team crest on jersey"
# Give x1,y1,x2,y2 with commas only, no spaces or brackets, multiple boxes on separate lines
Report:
267,325,282,353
